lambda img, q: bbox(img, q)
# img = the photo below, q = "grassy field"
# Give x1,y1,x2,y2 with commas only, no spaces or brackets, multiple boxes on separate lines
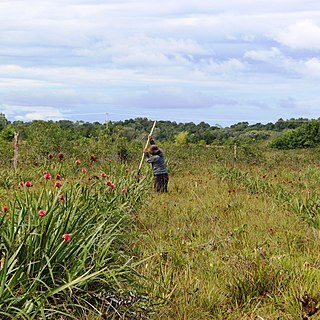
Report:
1,141,320,319
132,146,320,319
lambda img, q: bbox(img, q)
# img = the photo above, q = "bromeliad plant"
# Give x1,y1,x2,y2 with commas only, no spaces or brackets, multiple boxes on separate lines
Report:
0,155,149,319
210,147,320,236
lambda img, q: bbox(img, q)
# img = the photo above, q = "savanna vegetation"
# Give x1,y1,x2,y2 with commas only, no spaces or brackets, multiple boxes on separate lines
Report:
1,112,319,147
0,113,320,319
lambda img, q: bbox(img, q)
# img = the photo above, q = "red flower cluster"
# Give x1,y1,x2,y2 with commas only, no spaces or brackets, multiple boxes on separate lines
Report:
38,209,46,217
106,180,115,189
25,181,33,187
55,181,62,188
43,171,52,180
62,234,71,241
58,194,65,201
100,172,107,178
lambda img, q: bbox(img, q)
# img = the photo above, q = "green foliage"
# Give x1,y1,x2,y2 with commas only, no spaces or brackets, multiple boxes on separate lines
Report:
0,154,150,318
270,119,320,149
0,113,8,131
230,121,249,131
0,125,14,141
289,191,320,229
0,140,13,165
18,120,74,158
175,131,188,145
0,115,317,148
228,254,292,307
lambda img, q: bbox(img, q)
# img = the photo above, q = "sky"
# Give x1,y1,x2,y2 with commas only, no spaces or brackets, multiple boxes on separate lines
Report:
1,0,320,127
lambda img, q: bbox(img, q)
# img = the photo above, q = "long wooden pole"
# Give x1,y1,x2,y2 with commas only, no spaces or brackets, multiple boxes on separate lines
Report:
137,120,157,179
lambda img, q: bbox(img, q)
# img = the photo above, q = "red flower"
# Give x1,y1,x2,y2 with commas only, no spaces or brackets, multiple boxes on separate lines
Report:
106,180,112,186
38,209,46,217
110,183,115,190
55,181,62,188
58,194,65,201
122,188,127,193
81,168,87,173
2,206,8,213
19,181,24,186
43,172,52,180
100,172,107,178
25,181,33,187
62,233,71,241
75,159,81,165
90,155,97,162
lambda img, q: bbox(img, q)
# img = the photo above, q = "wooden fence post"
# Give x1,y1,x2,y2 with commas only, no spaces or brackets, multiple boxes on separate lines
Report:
13,132,19,171
233,143,237,166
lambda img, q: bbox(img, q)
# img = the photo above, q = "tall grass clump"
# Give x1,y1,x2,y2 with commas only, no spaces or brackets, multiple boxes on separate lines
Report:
289,191,320,229
0,153,150,319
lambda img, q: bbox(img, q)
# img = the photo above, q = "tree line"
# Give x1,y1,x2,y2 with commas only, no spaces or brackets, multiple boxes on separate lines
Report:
0,112,319,149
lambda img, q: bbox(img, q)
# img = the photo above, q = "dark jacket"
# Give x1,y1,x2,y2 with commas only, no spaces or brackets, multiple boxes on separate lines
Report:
145,139,168,176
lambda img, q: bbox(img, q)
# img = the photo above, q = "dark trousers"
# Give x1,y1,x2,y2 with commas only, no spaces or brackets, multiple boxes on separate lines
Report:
154,173,169,192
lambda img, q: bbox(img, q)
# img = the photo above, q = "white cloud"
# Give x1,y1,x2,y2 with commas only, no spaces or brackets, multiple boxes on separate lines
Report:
304,57,320,76
288,57,320,78
272,20,320,50
276,56,320,79
1,105,65,121
203,59,247,75
243,47,320,79
80,35,208,68
244,47,282,61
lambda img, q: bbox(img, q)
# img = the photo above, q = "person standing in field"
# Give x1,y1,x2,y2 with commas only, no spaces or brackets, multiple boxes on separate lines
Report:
144,135,169,192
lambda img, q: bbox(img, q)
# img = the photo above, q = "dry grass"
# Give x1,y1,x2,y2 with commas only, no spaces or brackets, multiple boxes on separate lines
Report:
132,149,320,319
